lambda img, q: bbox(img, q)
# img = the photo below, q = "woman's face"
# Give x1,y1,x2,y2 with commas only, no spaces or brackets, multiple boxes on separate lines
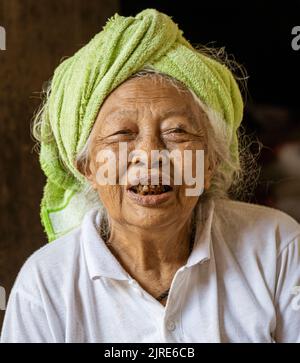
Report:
84,76,213,231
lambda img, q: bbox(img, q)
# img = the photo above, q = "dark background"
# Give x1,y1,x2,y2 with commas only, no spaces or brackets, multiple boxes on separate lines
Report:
0,0,299,331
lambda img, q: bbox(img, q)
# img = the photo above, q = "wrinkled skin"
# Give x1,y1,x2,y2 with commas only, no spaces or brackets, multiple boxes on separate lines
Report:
80,76,213,305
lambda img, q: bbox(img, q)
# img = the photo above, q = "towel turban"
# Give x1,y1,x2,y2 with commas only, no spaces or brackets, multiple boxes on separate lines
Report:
38,8,244,242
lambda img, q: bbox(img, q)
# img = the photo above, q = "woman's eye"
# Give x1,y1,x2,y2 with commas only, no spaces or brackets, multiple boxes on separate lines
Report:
172,128,185,133
110,129,136,137
164,128,186,134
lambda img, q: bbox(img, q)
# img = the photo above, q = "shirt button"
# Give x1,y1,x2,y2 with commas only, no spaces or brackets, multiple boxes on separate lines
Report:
166,320,176,331
129,279,137,286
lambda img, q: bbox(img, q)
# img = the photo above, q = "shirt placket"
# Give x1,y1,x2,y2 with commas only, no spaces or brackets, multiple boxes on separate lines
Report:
128,265,188,342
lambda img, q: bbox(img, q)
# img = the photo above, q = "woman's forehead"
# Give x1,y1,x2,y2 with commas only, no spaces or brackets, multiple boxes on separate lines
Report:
106,76,191,103
99,106,198,127
99,77,199,117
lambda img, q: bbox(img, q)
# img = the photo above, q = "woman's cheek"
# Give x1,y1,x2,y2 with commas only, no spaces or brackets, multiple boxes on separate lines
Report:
97,185,122,212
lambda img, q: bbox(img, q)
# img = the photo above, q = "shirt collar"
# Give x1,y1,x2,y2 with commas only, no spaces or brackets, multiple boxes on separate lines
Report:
185,198,215,268
81,199,215,281
81,208,132,281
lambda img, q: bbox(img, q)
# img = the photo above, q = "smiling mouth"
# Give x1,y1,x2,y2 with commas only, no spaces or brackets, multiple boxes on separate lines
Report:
129,184,173,195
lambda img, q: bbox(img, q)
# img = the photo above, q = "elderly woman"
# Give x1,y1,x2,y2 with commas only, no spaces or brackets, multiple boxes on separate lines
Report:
1,9,300,343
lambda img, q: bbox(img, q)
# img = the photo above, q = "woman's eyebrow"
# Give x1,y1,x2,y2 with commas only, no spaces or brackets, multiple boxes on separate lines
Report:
160,108,202,132
161,108,207,132
104,109,137,122
160,107,195,121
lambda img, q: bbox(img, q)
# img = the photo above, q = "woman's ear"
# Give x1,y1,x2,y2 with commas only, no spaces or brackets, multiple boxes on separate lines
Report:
204,153,218,191
75,157,88,178
75,158,97,190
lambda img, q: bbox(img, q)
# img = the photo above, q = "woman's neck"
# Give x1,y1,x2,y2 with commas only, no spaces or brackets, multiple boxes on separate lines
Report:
104,215,194,290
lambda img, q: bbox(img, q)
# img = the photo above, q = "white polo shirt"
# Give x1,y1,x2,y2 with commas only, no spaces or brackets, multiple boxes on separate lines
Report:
1,198,300,343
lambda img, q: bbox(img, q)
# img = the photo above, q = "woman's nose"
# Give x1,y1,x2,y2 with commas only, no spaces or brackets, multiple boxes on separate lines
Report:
135,133,165,154
131,133,166,167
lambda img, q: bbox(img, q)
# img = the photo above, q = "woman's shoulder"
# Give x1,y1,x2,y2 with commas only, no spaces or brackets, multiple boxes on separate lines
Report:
26,227,81,269
11,227,83,300
213,198,300,254
216,198,299,223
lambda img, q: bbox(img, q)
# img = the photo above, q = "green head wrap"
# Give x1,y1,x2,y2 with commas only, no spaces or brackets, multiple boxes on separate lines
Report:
39,8,244,242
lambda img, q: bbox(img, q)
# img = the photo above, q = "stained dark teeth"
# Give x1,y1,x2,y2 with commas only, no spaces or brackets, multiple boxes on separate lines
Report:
130,184,172,195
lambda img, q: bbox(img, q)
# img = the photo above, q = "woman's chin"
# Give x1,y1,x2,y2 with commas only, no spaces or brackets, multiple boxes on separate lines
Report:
127,212,175,230
125,188,175,208
123,192,177,227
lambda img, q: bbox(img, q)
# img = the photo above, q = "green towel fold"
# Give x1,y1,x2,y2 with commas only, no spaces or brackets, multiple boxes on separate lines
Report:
38,8,243,242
